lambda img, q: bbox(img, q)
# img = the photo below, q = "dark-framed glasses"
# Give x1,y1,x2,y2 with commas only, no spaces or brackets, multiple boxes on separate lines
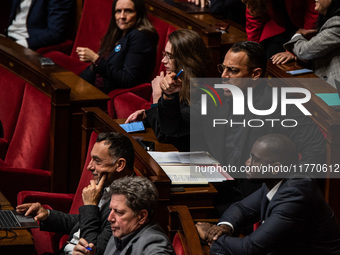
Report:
162,51,174,60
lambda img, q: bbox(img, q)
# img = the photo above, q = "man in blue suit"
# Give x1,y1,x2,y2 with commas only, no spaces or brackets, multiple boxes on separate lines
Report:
197,134,340,255
5,0,74,50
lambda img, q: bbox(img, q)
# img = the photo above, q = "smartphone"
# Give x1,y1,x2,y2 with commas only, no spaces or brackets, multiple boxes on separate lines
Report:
119,121,145,133
40,57,55,66
286,69,313,75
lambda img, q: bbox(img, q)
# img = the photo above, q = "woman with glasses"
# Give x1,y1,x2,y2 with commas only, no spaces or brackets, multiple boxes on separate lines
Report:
76,0,158,94
125,29,211,151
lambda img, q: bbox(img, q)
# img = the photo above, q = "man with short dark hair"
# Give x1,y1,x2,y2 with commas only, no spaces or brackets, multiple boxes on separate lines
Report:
17,132,134,255
197,134,340,255
195,41,326,214
73,176,174,255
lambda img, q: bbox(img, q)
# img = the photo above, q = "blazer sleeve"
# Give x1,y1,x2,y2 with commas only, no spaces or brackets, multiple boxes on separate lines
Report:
218,185,264,234
158,94,190,137
145,93,190,151
284,17,340,61
40,210,79,234
26,0,74,49
78,203,112,255
211,181,310,255
93,29,156,91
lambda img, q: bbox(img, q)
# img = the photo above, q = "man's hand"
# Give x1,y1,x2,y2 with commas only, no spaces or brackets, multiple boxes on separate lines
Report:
76,47,99,63
125,109,147,123
16,203,49,222
72,238,96,255
195,222,232,245
271,51,296,65
82,174,107,206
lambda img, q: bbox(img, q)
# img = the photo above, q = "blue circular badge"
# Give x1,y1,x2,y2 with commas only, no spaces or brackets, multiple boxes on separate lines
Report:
115,44,121,52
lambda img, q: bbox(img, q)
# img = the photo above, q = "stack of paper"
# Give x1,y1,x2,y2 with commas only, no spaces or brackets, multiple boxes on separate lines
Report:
148,151,233,184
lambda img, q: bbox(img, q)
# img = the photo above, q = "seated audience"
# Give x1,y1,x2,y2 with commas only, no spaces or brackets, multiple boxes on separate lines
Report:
4,0,74,50
78,0,158,94
196,134,340,255
190,41,326,216
16,132,135,255
272,0,340,88
125,29,211,151
72,176,174,255
242,0,318,58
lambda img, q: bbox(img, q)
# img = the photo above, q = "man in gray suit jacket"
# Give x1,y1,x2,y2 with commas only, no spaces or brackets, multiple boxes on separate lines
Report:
17,132,135,255
196,134,340,254
73,176,174,255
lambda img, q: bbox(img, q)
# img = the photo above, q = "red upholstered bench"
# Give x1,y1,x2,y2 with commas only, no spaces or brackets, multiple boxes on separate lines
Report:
0,68,26,159
0,67,52,205
44,0,113,76
17,132,97,255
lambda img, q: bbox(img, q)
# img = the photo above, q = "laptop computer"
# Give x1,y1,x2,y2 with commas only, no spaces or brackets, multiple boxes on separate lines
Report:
0,210,39,229
330,79,340,111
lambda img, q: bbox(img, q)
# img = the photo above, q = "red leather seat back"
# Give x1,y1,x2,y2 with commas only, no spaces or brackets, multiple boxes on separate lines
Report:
0,67,26,143
5,84,51,170
68,131,98,214
172,232,186,255
70,0,113,59
114,92,152,119
148,15,178,78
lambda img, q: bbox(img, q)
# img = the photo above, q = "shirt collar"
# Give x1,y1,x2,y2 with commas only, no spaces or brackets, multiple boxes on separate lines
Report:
114,223,147,251
266,180,282,201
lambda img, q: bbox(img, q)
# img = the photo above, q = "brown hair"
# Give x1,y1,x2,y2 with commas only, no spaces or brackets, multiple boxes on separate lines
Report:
99,0,158,55
168,29,211,105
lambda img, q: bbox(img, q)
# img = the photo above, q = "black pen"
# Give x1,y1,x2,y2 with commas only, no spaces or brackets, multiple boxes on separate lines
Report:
67,241,92,251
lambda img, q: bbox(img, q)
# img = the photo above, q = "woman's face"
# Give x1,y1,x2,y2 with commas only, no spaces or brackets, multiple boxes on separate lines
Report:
315,0,332,15
115,0,137,33
162,41,176,73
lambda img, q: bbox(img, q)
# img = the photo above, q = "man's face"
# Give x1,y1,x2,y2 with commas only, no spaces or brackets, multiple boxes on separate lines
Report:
87,141,117,187
108,194,142,239
245,141,277,180
221,50,255,97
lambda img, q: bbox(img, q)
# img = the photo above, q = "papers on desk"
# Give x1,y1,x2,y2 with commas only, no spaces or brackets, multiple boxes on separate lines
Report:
148,151,233,184
148,151,220,165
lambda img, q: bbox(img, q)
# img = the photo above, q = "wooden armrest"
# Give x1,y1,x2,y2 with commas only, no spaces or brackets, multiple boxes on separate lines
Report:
168,205,205,255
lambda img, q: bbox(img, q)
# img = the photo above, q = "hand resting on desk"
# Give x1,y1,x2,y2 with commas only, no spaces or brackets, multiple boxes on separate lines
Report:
195,222,232,245
16,202,49,222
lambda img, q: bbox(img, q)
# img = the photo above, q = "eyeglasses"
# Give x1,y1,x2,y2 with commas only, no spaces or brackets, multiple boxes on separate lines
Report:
217,64,256,75
217,64,240,75
162,51,174,60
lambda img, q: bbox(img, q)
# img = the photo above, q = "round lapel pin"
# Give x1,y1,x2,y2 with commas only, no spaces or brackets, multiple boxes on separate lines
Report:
115,44,122,52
